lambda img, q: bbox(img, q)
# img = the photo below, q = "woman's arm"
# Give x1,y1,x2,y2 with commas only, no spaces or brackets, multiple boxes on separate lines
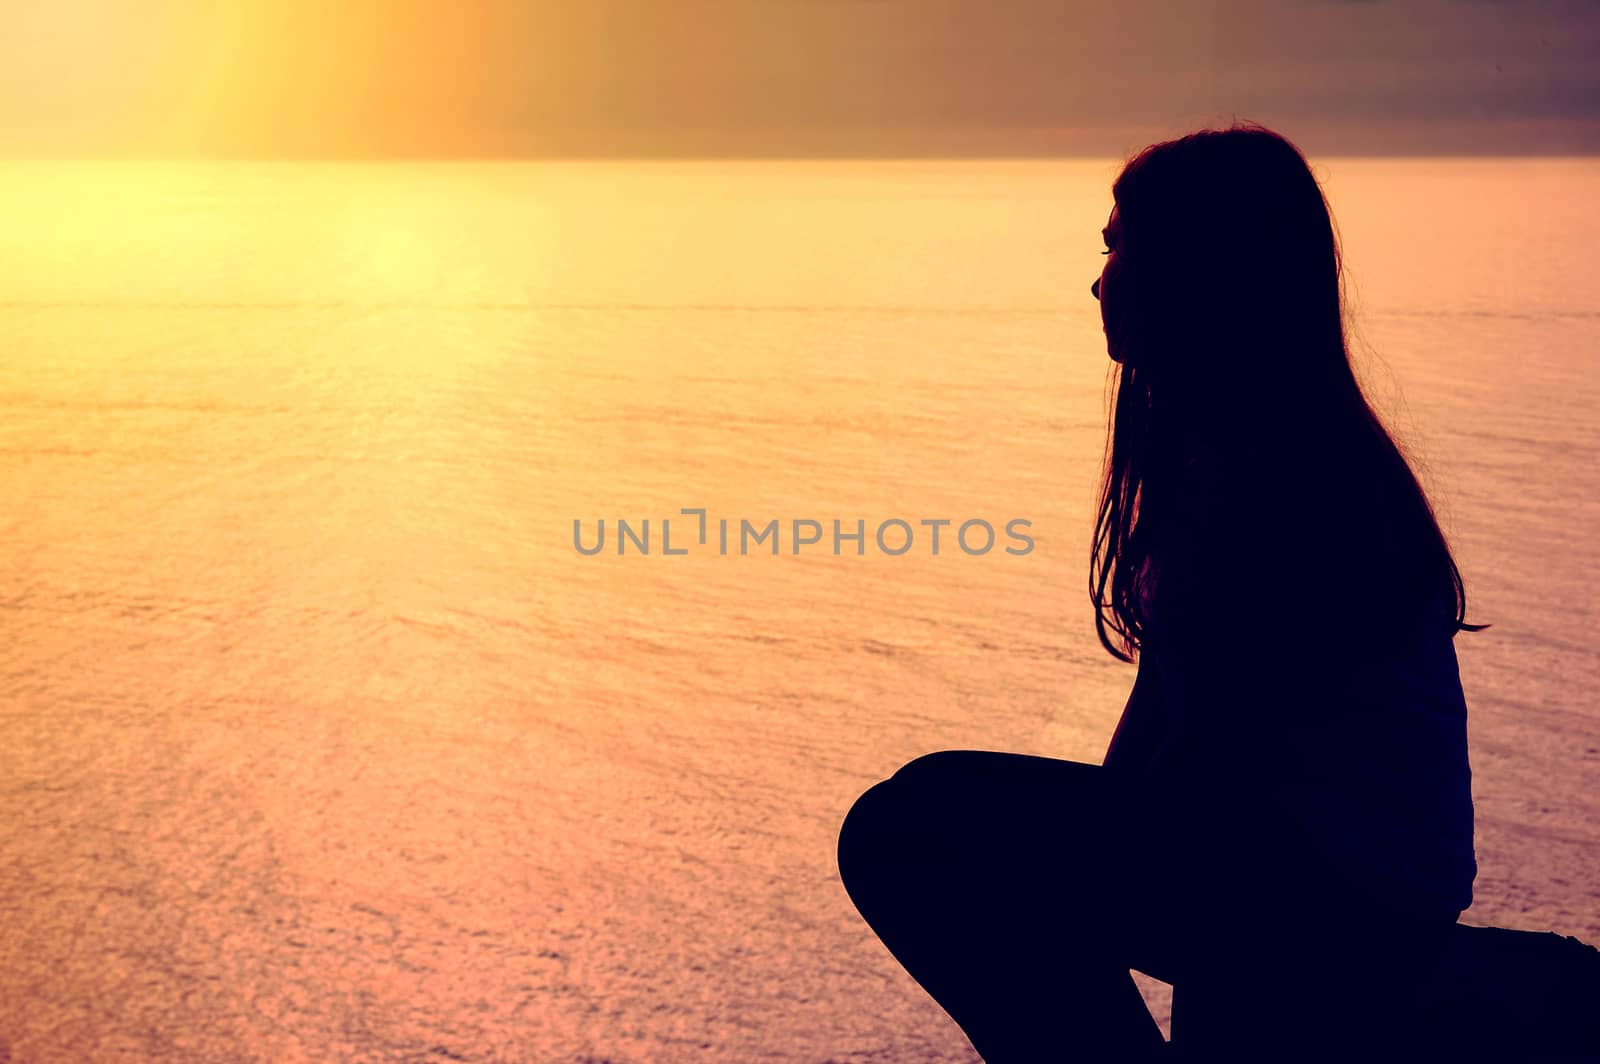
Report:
1132,539,1385,909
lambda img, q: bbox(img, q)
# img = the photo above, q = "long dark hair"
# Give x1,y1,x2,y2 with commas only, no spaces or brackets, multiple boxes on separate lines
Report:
1090,121,1489,663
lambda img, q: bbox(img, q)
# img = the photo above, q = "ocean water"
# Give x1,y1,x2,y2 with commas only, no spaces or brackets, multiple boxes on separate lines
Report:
0,158,1596,1062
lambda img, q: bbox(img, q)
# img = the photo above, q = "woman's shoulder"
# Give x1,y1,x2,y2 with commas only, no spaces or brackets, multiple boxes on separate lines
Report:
1142,544,1451,674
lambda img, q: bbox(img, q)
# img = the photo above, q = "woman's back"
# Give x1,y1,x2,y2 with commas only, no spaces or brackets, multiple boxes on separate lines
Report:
1106,444,1478,926
1104,606,1476,926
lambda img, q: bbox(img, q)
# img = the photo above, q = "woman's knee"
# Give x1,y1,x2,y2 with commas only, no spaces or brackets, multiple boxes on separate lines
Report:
836,751,973,885
889,748,988,791
837,779,890,888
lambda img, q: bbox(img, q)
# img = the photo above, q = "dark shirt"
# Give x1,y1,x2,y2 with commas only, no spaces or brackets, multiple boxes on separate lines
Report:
1104,604,1477,925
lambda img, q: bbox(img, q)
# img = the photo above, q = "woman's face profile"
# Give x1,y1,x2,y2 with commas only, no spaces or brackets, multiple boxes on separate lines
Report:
1091,204,1128,364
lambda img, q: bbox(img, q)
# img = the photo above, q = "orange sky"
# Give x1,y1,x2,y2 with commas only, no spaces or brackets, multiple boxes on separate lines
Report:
0,0,1596,157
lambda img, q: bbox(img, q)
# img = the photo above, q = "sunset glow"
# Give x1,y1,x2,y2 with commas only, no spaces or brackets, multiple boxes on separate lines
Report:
1,0,1595,158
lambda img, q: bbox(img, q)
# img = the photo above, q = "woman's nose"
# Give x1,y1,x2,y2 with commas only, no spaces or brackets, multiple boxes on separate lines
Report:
1090,277,1100,301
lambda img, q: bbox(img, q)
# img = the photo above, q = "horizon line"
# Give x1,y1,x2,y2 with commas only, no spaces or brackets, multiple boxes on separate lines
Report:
5,149,1599,164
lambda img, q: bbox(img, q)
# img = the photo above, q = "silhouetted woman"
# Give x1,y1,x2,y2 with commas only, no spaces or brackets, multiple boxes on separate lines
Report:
836,123,1600,1061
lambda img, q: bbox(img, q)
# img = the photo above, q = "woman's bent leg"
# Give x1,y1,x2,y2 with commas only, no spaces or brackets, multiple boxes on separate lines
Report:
836,750,1168,1062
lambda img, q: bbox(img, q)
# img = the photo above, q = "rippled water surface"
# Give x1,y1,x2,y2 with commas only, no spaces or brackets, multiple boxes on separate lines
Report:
1,158,1597,1061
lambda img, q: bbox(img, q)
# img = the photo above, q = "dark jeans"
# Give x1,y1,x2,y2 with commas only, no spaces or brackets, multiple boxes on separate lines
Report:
836,750,1600,1062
